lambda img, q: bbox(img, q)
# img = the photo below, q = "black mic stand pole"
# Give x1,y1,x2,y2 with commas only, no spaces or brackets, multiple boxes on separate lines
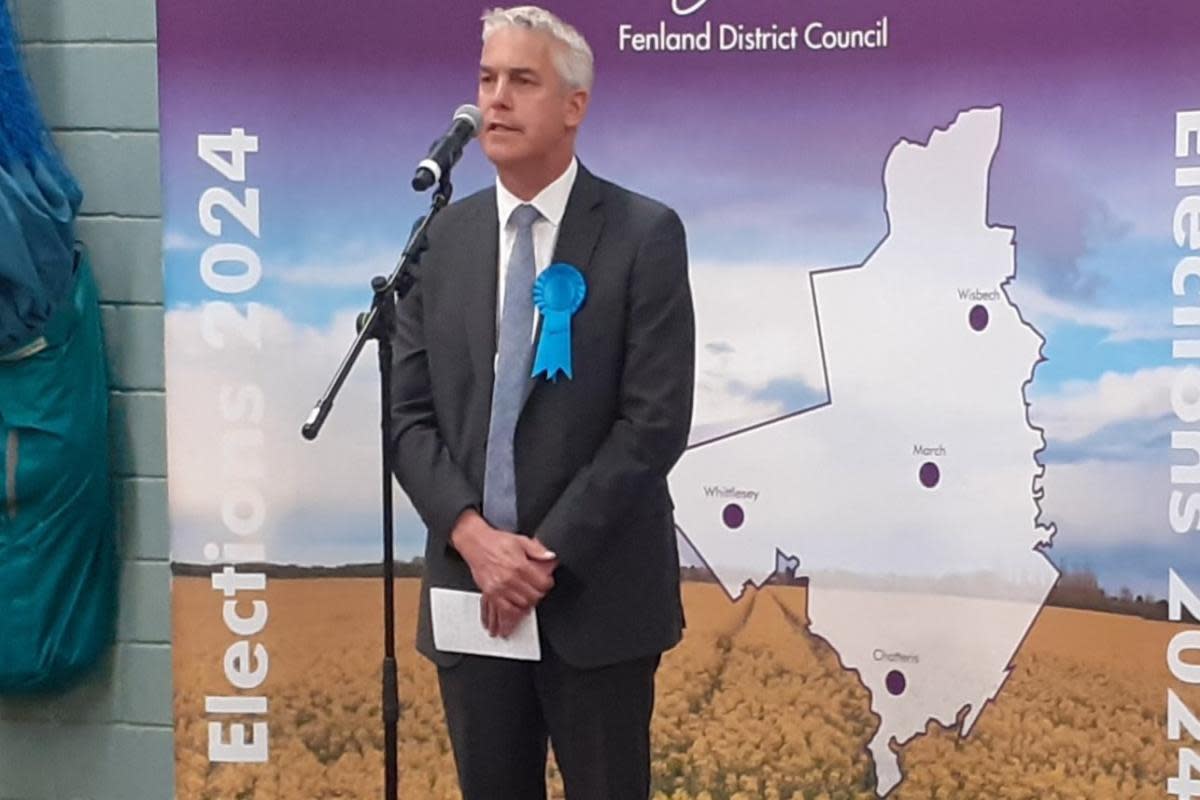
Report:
301,171,454,800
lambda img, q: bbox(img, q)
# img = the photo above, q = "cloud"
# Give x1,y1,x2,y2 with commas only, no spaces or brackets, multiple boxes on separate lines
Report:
273,263,379,288
688,261,829,440
1029,365,1180,444
992,150,1133,300
1010,367,1192,588
163,230,208,252
269,245,403,288
1039,459,1168,549
165,305,427,565
1005,279,1168,343
1040,416,1171,464
679,182,887,267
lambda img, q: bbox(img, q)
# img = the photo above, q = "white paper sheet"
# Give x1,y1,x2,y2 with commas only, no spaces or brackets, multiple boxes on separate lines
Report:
429,587,542,661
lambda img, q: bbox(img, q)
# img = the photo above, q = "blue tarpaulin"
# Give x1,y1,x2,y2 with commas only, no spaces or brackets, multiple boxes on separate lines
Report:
0,0,82,353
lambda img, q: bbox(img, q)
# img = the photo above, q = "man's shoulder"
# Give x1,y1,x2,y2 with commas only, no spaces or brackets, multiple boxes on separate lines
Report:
423,185,495,247
441,185,497,222
586,171,682,238
589,171,673,217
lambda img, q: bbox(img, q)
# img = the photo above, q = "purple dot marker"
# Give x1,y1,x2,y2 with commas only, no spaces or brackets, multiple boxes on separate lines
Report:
722,503,745,530
969,304,989,332
919,462,940,489
886,670,907,696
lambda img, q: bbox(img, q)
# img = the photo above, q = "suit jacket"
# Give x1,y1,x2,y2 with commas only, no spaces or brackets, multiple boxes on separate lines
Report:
389,164,695,669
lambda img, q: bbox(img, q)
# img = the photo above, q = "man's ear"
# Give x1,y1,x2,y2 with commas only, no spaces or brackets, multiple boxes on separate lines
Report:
565,88,590,130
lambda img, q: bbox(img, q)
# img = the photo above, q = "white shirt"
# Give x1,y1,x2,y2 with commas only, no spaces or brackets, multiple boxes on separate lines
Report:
494,157,579,336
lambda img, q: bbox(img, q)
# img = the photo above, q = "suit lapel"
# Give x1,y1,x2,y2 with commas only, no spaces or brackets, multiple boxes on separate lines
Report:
550,164,605,277
462,189,500,389
524,164,605,402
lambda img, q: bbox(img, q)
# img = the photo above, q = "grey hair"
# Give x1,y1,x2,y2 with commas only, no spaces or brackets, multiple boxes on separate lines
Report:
482,6,594,91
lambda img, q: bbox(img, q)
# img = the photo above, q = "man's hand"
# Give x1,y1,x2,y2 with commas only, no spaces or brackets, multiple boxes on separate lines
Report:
482,547,557,638
449,509,558,636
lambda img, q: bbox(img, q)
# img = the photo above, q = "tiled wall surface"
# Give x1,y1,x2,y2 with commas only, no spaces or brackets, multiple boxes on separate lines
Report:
0,1,172,797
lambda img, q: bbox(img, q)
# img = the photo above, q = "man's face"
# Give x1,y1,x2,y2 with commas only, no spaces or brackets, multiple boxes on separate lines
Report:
477,26,588,171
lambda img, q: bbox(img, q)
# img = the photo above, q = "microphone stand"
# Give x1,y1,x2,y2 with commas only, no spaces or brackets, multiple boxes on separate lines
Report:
301,171,454,800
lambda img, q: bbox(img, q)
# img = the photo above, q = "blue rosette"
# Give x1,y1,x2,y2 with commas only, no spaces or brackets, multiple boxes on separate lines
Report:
531,263,587,381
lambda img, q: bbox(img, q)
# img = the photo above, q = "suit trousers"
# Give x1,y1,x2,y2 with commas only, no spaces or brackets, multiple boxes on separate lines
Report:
436,641,660,800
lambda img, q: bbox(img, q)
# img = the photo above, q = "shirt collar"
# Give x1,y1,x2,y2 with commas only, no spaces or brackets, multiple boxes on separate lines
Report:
496,157,578,229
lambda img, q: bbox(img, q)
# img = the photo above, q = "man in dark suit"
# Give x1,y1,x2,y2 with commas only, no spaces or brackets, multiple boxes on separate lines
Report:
390,6,694,799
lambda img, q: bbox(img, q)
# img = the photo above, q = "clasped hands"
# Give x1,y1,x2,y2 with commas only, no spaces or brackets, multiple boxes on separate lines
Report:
449,509,558,638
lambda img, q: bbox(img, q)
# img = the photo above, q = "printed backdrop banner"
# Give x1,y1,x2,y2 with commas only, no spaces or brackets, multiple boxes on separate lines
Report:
159,2,1200,797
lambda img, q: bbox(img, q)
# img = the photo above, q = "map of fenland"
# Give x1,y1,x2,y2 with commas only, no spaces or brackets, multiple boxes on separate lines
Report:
671,107,1060,796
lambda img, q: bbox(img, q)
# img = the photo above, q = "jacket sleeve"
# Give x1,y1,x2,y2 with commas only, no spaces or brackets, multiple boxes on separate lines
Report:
532,208,695,570
389,261,481,553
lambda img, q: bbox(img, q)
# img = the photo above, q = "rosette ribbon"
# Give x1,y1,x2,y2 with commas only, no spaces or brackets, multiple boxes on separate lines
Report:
531,262,587,381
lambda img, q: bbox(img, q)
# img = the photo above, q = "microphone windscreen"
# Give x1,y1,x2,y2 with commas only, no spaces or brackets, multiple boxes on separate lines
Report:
452,104,483,137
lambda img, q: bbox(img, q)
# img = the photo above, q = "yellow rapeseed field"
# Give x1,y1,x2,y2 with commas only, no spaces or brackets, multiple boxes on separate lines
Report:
173,578,1197,799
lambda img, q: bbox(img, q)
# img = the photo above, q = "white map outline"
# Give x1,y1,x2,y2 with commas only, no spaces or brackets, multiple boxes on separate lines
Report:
672,105,1060,796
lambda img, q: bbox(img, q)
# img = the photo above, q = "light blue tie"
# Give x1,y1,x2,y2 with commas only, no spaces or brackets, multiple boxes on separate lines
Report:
483,203,541,531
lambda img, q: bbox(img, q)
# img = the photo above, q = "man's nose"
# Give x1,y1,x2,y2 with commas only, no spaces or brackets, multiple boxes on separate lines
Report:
485,76,513,108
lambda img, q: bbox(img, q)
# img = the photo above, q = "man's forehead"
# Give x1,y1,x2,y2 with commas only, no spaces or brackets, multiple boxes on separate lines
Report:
480,27,558,66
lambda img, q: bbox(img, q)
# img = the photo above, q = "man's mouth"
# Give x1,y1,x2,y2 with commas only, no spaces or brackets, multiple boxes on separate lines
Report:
487,122,521,133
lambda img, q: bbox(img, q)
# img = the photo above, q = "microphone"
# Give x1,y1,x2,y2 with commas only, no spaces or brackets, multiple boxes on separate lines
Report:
412,104,482,191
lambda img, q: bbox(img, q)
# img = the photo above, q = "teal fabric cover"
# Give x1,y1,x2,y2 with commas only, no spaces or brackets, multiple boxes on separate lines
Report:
0,252,117,693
